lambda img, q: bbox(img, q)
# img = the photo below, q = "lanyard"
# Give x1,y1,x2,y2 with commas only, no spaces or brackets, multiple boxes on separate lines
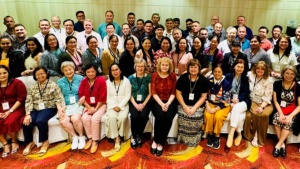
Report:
66,50,81,63
136,74,144,91
88,79,95,94
177,52,185,66
234,76,241,92
114,80,121,96
189,75,199,93
109,47,120,64
38,80,49,98
278,54,285,62
0,81,8,101
253,75,262,90
68,80,73,94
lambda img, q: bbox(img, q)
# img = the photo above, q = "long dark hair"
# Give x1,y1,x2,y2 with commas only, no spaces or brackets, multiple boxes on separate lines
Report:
0,35,13,54
44,33,59,51
160,37,172,52
139,37,154,62
191,36,205,56
108,63,124,82
273,35,292,57
0,65,13,82
124,36,137,54
175,37,189,54
24,37,43,59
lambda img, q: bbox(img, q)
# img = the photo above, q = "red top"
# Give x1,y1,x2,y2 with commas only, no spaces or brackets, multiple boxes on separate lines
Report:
78,76,107,106
151,72,176,101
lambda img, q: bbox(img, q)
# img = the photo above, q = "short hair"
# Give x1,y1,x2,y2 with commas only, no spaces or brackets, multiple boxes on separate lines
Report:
272,25,283,32
259,26,269,34
165,18,173,22
33,66,50,81
3,16,14,22
226,26,237,33
24,37,43,59
238,26,246,31
65,35,77,46
273,35,292,56
83,64,101,77
161,37,172,52
185,18,193,23
250,35,261,43
106,23,115,29
152,13,160,18
39,19,50,25
86,35,98,45
63,19,74,25
108,63,124,82
200,28,208,32
109,34,119,42
13,23,26,30
281,65,297,81
84,19,93,24
122,23,129,28
105,10,114,16
76,11,84,16
231,40,241,47
173,28,182,35
137,19,144,24
251,61,270,79
155,24,165,31
0,65,12,82
232,59,247,76
175,38,189,53
44,33,59,51
173,18,180,23
187,59,201,75
237,15,246,19
193,21,200,25
61,61,75,73
156,57,173,74
127,12,135,17
144,20,153,26
133,58,147,71
212,65,223,74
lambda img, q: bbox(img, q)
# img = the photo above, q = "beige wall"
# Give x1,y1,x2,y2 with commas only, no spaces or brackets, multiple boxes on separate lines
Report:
0,0,299,36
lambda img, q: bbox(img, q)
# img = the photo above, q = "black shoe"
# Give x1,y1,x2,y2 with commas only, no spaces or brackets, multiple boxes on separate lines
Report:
130,139,137,149
213,137,220,149
280,147,286,157
150,147,157,154
273,148,280,157
136,136,142,148
156,148,163,156
206,135,214,147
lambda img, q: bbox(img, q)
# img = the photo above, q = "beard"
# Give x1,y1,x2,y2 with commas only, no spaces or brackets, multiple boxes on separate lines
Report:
186,26,192,31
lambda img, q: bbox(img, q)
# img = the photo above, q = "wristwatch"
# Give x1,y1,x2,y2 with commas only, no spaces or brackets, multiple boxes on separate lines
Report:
9,109,13,113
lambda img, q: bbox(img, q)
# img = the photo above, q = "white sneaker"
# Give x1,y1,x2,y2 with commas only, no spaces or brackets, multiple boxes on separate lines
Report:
71,136,79,150
78,136,86,149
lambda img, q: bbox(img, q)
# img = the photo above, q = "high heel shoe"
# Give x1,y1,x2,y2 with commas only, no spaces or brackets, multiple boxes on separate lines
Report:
11,142,19,154
150,141,157,154
2,143,10,158
156,146,163,157
23,142,35,156
38,142,49,157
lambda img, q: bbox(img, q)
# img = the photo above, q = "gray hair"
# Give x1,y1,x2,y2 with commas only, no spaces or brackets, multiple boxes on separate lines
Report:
281,65,298,80
134,58,147,71
61,61,75,73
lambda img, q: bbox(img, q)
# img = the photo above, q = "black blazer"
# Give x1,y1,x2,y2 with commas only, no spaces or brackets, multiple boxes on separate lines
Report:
222,52,248,75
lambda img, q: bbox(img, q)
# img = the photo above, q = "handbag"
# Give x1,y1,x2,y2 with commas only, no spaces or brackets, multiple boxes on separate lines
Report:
281,84,297,115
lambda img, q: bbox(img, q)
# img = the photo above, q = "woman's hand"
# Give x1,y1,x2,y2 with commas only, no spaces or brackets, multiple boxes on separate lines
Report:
137,103,145,112
114,106,121,112
188,106,197,116
284,115,293,125
278,114,286,123
255,107,263,114
0,111,11,119
23,114,32,126
58,109,65,119
231,98,239,104
183,106,190,114
88,107,96,114
78,96,85,105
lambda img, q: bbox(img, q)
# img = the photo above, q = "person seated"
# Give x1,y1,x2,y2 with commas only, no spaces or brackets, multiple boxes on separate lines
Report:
173,38,193,77
153,37,173,70
272,66,300,157
21,37,43,76
151,57,177,156
57,61,85,150
243,35,271,69
217,26,238,54
225,59,251,148
0,65,27,158
258,26,273,52
176,59,209,147
221,40,248,75
101,35,123,75
203,66,231,149
105,63,131,152
0,35,25,78
82,36,103,72
58,36,83,75
78,64,107,153
76,19,103,52
244,61,274,147
23,66,65,157
135,37,155,74
128,58,152,149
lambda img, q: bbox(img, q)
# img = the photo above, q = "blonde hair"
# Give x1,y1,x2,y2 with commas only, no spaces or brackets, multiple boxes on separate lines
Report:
156,57,173,74
251,61,270,79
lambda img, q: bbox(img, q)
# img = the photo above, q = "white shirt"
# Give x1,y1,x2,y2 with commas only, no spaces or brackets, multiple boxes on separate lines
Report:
76,31,103,52
102,34,123,50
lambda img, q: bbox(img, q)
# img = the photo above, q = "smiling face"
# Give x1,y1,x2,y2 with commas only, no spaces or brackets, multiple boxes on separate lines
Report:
87,37,98,50
105,11,114,23
213,67,223,80
135,62,145,74
111,64,121,79
0,38,12,52
66,38,77,51
209,37,219,49
193,38,202,50
39,20,50,35
160,61,170,73
142,39,151,51
106,25,115,36
234,63,245,75
125,39,135,52
0,68,9,83
283,69,295,82
255,67,265,77
278,37,289,51
4,17,15,29
122,24,130,36
172,29,182,42
127,14,135,25
237,27,246,39
84,20,93,33
35,69,47,83
214,23,222,34
161,39,170,52
27,40,37,52
86,67,97,80
250,37,260,49
14,26,27,38
51,16,61,29
226,28,237,42
189,64,200,75
109,36,118,49
272,28,281,39
47,35,58,50
178,39,187,51
64,21,74,34
62,65,75,79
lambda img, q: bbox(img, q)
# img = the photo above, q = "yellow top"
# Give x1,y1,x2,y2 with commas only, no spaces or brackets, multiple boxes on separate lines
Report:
0,58,9,68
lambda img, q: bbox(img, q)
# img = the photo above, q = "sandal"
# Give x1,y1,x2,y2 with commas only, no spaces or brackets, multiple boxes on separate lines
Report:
251,137,258,147
11,142,19,154
114,141,121,152
23,142,35,156
38,142,49,157
2,143,10,158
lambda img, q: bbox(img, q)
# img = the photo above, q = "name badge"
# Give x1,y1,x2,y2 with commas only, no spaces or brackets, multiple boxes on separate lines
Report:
210,94,216,101
2,102,9,110
39,102,45,110
69,95,76,104
233,94,238,99
274,65,281,72
90,97,95,104
175,68,179,74
189,93,194,100
137,94,142,101
280,101,286,107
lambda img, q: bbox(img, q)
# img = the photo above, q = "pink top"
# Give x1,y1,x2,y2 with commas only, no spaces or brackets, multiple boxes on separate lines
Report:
153,49,173,71
173,52,193,76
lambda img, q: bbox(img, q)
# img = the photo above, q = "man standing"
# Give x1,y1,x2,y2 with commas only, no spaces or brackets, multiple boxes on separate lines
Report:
97,10,122,40
258,26,273,52
186,21,200,49
74,11,85,32
182,18,193,38
237,26,250,51
138,20,154,43
121,23,139,49
13,24,28,52
127,12,137,33
234,16,253,40
151,24,164,52
60,19,79,46
206,15,226,35
172,28,183,51
199,28,210,49
173,18,183,34
2,16,16,41
102,23,123,49
291,26,300,58
50,16,65,35
268,25,282,46
151,13,160,32
132,19,144,38
208,22,226,42
163,18,175,44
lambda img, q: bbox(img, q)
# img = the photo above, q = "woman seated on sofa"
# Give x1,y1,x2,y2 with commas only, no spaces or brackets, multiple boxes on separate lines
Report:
271,65,300,158
244,61,274,147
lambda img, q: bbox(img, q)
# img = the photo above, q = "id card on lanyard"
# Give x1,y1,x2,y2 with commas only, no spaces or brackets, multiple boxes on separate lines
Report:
0,82,10,110
38,80,49,110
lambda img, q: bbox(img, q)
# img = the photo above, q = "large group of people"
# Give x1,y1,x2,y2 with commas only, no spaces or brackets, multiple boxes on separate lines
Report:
1,10,300,159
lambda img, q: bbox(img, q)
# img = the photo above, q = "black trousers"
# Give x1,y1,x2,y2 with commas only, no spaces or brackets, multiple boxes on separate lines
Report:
130,101,151,139
152,100,177,145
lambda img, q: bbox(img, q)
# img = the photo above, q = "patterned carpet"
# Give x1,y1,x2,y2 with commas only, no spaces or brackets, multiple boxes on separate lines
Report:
1,135,300,169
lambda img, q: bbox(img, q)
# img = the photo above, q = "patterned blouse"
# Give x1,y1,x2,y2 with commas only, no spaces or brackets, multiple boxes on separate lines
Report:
151,72,176,101
153,49,173,71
